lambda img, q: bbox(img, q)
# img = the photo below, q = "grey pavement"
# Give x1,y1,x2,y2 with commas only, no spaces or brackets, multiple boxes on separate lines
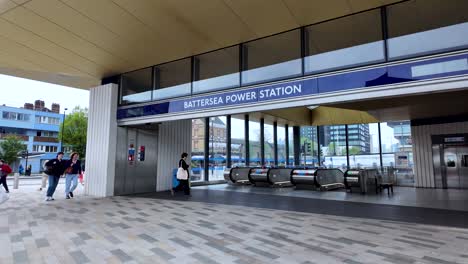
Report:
1,184,468,263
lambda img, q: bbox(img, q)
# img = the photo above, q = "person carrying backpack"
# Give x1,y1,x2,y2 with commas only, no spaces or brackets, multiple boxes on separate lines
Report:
44,152,66,201
0,159,12,193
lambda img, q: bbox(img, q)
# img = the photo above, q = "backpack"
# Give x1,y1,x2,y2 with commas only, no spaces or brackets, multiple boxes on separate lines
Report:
43,161,54,175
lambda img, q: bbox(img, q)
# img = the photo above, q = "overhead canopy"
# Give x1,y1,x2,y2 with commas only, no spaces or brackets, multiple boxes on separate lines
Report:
0,0,399,88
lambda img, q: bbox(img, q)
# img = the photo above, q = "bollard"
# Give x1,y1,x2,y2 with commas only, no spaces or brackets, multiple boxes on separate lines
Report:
14,172,20,189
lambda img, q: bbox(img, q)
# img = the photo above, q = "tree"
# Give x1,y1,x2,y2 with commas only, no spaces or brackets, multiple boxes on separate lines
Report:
328,142,338,156
348,146,361,155
0,135,26,165
59,106,88,158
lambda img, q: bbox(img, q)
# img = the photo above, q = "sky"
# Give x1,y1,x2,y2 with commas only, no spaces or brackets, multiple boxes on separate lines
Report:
0,74,89,111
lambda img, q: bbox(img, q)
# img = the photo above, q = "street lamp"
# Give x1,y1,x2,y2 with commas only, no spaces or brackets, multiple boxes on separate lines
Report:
60,108,68,152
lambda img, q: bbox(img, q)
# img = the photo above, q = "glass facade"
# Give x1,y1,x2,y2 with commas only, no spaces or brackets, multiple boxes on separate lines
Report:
242,29,301,85
381,121,414,186
193,46,240,94
387,0,468,60
277,124,286,166
231,115,246,166
208,116,227,181
190,114,414,186
300,126,319,166
191,118,205,182
348,123,380,169
153,58,191,100
264,122,274,166
118,0,468,106
249,119,261,166
304,10,385,73
120,67,152,104
321,125,348,170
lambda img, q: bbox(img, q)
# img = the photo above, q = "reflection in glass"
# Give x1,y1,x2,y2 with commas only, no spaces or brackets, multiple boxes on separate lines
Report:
231,116,246,167
242,29,301,85
300,126,319,167
348,123,380,169
304,10,384,74
288,126,295,165
277,125,286,166
320,125,347,170
249,120,261,166
208,116,227,181
264,123,274,166
387,0,468,60
120,67,152,104
381,121,414,186
193,46,240,93
191,119,205,182
153,58,191,100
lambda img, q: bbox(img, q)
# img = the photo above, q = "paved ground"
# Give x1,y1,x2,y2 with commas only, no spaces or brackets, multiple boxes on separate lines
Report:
1,184,468,263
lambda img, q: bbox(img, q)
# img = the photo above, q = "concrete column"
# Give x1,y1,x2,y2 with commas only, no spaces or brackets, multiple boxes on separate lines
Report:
84,83,118,197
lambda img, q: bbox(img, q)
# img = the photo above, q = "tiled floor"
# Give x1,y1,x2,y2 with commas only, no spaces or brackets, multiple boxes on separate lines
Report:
1,185,468,264
194,184,468,212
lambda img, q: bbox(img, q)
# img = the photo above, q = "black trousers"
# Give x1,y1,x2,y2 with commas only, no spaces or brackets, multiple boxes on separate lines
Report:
178,179,190,195
0,176,9,192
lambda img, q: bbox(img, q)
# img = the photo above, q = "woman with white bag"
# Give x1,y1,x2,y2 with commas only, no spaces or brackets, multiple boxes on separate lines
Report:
176,153,190,196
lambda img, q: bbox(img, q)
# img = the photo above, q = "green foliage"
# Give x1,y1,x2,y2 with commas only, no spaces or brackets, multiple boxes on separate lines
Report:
348,146,362,155
328,142,338,156
58,106,88,158
0,135,27,165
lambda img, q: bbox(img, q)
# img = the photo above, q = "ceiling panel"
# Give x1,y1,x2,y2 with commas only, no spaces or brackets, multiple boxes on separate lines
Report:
162,0,256,47
0,0,16,14
222,0,299,36
112,0,219,61
0,18,97,78
283,0,352,25
23,0,159,68
0,34,88,76
6,4,131,75
2,7,117,76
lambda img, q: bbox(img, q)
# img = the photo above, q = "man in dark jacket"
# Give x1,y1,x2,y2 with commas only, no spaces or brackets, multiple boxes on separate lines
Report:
44,152,66,201
0,159,12,193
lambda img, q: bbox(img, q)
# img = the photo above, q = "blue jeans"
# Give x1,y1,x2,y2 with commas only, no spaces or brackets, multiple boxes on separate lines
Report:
65,174,78,195
46,176,60,197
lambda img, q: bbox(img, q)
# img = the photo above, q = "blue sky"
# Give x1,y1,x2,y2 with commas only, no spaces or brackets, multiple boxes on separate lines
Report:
0,74,89,111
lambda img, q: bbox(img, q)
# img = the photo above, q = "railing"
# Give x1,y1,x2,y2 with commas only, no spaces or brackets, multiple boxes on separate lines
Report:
0,133,28,141
33,136,58,143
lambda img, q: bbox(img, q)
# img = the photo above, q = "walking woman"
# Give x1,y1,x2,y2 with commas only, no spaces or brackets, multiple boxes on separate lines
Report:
44,152,66,201
178,153,191,195
64,152,82,199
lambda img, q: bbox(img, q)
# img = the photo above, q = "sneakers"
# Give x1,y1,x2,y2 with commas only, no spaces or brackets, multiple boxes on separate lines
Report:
45,197,52,202
69,192,74,198
66,195,70,199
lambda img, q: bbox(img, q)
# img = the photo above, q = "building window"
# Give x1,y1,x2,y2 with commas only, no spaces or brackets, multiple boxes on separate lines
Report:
120,67,153,104
153,58,191,101
304,9,385,73
35,116,60,125
2,111,30,121
300,126,319,167
242,29,302,85
320,125,347,170
193,46,240,94
348,123,380,169
277,124,286,166
387,0,468,60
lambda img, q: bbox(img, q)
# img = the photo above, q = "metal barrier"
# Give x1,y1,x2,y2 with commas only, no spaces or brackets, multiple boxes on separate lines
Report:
344,169,379,194
225,167,252,184
267,168,294,187
248,168,269,186
291,168,345,191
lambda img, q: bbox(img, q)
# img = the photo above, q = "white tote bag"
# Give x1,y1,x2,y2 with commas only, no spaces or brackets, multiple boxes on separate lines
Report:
176,167,188,180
